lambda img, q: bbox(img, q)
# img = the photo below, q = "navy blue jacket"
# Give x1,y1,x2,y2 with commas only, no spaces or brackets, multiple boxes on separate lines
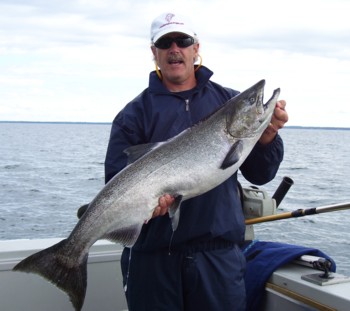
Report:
105,66,284,251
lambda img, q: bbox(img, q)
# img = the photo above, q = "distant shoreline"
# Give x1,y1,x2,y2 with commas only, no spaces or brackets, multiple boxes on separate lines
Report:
0,120,349,131
0,120,111,125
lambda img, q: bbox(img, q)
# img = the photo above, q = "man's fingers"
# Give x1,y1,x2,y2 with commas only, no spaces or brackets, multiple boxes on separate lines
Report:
149,194,175,221
159,194,175,208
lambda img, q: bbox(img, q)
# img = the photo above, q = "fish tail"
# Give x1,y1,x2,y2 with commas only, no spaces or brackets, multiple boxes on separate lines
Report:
13,239,88,311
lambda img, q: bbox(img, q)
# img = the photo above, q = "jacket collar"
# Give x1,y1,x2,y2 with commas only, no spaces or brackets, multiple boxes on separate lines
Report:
148,65,214,94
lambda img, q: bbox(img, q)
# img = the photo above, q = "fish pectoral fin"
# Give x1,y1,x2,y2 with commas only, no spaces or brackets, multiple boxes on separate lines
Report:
124,142,163,164
220,140,244,169
103,223,143,247
168,195,184,231
77,203,89,219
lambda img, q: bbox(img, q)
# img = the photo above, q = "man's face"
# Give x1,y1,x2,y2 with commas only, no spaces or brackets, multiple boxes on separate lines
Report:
151,33,199,90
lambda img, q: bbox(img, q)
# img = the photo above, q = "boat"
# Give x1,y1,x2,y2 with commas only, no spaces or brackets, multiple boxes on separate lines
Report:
1,237,350,311
0,238,128,311
1,178,350,310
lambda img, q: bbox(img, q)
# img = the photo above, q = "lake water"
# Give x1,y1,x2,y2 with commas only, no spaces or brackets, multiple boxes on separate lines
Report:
0,122,349,274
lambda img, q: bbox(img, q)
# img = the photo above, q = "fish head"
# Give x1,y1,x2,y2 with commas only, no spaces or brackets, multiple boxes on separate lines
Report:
225,80,280,138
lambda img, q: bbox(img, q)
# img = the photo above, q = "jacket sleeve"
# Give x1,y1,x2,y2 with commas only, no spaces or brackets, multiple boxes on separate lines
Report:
240,134,284,185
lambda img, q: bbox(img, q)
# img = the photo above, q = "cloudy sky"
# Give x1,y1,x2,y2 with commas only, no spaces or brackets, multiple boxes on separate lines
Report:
1,0,349,127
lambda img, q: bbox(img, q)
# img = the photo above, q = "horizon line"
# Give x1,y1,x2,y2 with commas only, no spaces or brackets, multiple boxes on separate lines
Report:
0,120,349,130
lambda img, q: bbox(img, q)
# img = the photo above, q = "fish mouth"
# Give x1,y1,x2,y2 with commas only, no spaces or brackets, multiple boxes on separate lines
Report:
264,88,280,110
260,87,280,123
250,80,265,116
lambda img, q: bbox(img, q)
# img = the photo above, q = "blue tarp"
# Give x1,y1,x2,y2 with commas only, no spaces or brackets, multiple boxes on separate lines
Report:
242,240,336,311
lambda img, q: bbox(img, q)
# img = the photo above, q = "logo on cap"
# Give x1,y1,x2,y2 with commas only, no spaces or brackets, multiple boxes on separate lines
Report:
159,13,184,29
165,13,175,23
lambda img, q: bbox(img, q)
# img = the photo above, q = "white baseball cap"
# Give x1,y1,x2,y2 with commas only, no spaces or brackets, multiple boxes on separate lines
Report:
150,13,197,44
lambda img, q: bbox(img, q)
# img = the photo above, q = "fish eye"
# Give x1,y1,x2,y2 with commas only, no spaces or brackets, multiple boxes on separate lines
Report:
249,97,256,104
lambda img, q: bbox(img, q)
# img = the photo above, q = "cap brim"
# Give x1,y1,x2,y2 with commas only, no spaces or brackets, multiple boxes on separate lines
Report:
153,27,195,43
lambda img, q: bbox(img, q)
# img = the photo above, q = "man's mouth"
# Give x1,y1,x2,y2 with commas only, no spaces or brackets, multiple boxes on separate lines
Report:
168,55,184,65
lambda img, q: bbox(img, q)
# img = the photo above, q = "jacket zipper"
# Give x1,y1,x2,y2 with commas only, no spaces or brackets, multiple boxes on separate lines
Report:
185,99,190,111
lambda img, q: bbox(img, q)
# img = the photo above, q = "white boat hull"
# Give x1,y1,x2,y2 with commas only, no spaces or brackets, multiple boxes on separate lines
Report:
0,239,128,311
1,238,349,311
263,264,350,311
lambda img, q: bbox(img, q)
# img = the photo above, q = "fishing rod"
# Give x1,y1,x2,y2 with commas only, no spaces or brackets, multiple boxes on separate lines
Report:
245,202,350,225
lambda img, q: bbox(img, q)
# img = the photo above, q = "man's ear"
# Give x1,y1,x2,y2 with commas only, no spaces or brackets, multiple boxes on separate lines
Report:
193,43,200,60
151,46,157,60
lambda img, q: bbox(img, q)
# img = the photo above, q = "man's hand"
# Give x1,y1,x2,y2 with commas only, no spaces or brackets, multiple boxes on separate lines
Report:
152,194,175,217
259,100,288,145
144,194,175,224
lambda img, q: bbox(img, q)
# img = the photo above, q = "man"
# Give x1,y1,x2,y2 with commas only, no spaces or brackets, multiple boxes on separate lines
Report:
105,12,288,311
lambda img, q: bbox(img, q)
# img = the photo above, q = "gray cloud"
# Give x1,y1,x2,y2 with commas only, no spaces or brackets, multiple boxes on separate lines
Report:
206,29,350,61
0,0,148,52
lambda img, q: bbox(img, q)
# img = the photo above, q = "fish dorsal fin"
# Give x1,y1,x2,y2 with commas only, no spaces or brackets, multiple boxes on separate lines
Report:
124,143,163,164
168,195,184,231
103,223,143,247
220,140,244,169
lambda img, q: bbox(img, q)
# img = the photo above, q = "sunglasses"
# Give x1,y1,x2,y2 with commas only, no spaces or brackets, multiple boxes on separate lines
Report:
154,36,195,49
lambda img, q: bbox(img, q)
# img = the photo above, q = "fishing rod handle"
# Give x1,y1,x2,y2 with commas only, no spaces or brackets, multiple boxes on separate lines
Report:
272,176,294,207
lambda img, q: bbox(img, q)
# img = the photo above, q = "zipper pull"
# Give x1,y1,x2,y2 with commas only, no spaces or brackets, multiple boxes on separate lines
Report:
185,99,190,111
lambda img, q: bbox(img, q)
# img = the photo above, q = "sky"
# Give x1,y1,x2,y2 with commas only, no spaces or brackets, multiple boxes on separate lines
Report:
1,0,349,127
